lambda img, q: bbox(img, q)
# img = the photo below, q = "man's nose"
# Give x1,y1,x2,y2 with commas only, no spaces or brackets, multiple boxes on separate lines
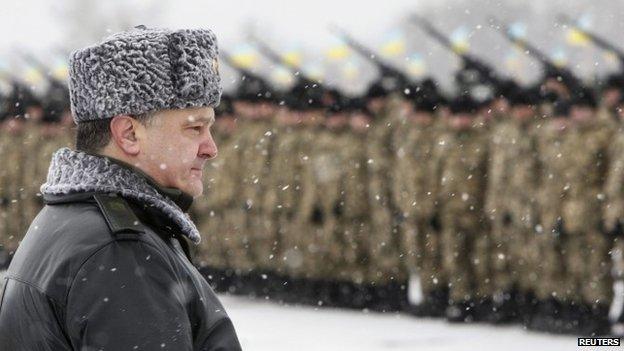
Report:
199,132,218,160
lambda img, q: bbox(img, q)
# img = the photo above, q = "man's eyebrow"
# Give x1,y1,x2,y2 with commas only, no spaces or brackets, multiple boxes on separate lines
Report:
184,115,215,125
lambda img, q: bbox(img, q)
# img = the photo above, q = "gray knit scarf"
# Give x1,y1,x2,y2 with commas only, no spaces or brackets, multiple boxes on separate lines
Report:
40,147,201,244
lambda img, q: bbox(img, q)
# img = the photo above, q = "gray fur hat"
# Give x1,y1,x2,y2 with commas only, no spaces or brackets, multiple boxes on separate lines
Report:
68,25,222,124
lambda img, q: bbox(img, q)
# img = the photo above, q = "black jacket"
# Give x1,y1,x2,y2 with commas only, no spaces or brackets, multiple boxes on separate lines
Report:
0,176,242,350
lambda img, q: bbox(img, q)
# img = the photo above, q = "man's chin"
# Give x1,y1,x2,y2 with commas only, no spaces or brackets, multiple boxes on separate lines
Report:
183,181,203,198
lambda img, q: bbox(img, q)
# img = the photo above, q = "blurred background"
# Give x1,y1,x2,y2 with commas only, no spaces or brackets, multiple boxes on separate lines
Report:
2,0,624,350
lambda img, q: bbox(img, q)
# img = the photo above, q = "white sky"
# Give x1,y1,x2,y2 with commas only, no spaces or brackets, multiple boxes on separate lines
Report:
1,0,620,92
0,0,421,51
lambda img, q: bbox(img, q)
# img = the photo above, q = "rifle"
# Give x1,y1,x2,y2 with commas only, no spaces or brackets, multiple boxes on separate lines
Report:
247,36,322,88
17,51,69,95
489,16,583,92
220,50,272,86
328,25,415,91
558,14,624,70
410,14,515,90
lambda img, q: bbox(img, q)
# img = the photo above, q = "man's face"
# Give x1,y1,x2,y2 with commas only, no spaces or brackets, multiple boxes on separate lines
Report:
410,111,433,126
349,112,370,132
571,105,595,124
511,105,535,122
449,114,473,130
367,98,386,115
603,89,621,109
137,106,217,197
617,104,624,121
491,97,510,115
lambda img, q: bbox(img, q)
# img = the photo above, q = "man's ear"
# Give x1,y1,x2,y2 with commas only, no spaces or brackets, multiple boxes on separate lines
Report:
109,115,142,156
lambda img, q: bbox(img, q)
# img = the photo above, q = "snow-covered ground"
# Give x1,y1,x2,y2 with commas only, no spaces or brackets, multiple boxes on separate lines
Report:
0,270,617,350
220,294,615,351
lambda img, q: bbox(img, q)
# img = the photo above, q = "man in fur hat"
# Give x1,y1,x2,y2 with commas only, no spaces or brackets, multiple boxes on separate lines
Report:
0,26,242,350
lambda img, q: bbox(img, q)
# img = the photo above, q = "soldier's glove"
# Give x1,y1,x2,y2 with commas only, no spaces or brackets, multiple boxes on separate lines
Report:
608,220,624,239
242,200,252,211
430,213,441,232
332,202,344,217
311,206,324,224
503,212,513,226
554,217,566,238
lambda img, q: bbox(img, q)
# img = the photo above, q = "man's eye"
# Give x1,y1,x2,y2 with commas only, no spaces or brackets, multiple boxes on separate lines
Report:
190,126,203,133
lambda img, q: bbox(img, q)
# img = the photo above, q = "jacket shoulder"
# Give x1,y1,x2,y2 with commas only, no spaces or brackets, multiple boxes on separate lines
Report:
6,194,157,306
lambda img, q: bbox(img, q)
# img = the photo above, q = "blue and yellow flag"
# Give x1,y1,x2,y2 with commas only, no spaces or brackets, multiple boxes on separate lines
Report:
450,26,470,54
407,53,426,77
381,29,406,57
231,44,260,68
508,22,527,39
552,47,568,68
326,38,350,61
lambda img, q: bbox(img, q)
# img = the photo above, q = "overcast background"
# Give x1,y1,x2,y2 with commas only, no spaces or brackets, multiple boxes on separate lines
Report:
1,0,624,94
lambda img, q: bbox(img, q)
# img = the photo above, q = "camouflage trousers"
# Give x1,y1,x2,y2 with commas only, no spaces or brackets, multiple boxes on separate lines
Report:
565,229,613,305
441,212,491,302
399,216,445,295
222,207,254,274
342,218,371,285
490,214,538,295
196,209,229,269
0,200,27,256
246,208,278,272
367,208,405,285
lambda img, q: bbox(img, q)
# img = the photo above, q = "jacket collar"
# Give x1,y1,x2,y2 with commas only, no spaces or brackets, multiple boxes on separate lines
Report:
40,148,202,244
102,155,194,212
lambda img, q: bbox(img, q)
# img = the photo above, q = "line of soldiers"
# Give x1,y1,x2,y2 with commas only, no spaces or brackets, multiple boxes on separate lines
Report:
189,70,624,337
2,34,624,337
0,83,74,265
1,70,623,337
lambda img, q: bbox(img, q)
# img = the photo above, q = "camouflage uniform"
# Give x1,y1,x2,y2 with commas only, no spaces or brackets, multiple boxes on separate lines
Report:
392,117,444,295
22,122,45,232
341,128,373,285
365,95,406,285
535,119,574,303
266,122,310,279
561,119,614,306
298,122,342,281
236,118,276,273
194,125,239,270
0,124,27,257
485,117,541,296
436,126,489,303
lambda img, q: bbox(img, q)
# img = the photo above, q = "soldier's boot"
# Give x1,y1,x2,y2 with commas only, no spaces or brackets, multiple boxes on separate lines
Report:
316,279,334,307
351,283,369,310
578,303,612,336
557,302,584,334
337,281,356,308
529,297,563,333
473,297,494,322
408,299,433,317
487,290,519,324
516,290,539,328
446,299,476,323
428,286,449,317
372,284,394,312
284,277,305,304
269,272,288,303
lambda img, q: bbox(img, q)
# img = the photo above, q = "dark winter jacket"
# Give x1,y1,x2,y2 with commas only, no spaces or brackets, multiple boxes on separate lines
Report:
0,155,242,351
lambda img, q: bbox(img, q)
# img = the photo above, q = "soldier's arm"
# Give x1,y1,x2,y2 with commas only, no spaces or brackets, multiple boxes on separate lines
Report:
604,133,624,230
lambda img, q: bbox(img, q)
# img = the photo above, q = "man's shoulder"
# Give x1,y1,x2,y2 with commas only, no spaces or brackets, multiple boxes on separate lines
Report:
6,193,164,304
